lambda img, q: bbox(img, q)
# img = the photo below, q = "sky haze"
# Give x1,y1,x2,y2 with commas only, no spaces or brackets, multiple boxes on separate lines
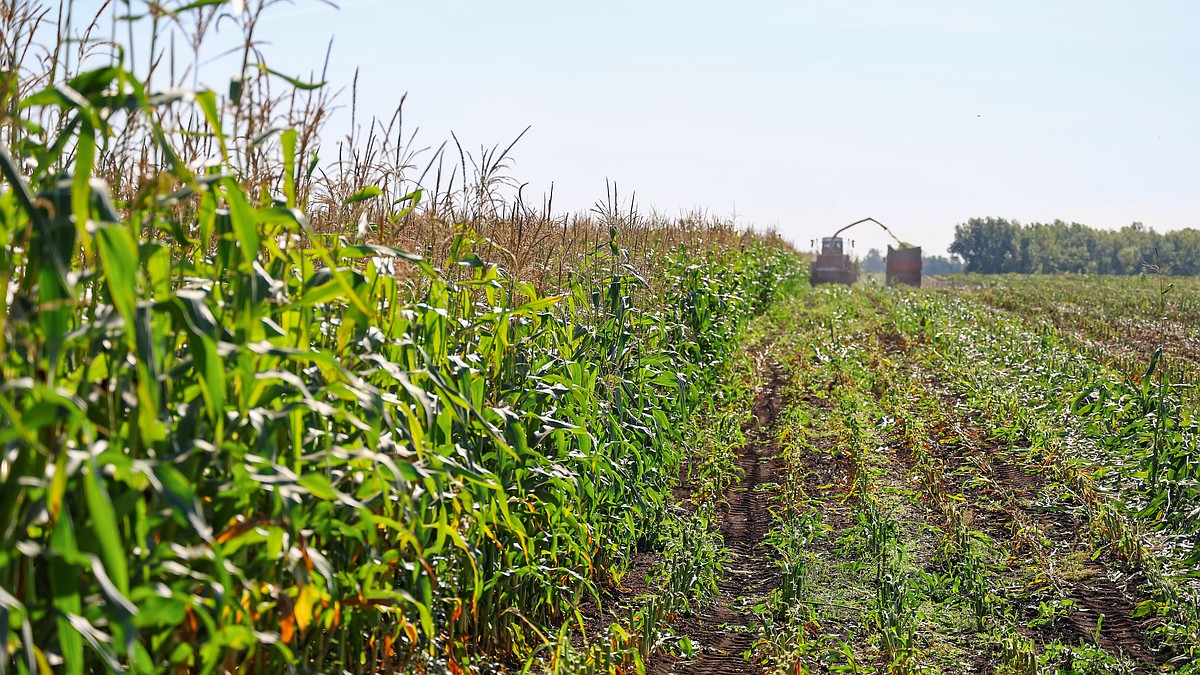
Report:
74,0,1200,256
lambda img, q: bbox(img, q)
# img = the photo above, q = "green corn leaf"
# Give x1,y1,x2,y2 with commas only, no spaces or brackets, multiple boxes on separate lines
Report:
281,127,297,208
343,186,382,206
340,244,438,278
66,611,123,671
388,189,422,222
256,64,326,90
174,0,230,13
229,76,244,107
132,594,188,629
71,122,95,243
83,453,129,596
282,208,374,317
195,90,229,164
94,224,139,346
222,180,262,272
49,511,84,675
297,278,348,307
1141,346,1162,395
297,473,338,501
152,462,213,542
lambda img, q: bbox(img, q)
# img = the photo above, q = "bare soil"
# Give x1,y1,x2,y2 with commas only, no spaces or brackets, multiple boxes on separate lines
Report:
650,361,789,674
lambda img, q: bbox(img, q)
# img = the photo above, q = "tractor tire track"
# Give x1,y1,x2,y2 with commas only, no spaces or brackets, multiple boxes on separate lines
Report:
651,358,787,674
919,379,1171,670
880,324,1170,671
986,459,1162,668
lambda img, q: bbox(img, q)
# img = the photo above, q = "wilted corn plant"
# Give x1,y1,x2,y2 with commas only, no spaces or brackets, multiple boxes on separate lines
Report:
0,12,803,675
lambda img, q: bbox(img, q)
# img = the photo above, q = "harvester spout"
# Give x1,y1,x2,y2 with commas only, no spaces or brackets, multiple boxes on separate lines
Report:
832,217,906,247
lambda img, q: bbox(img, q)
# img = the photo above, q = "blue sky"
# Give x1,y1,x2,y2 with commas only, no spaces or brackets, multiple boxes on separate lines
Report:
78,0,1200,255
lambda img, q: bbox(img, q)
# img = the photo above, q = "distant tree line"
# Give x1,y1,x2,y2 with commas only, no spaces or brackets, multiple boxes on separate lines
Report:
861,248,964,275
949,217,1200,275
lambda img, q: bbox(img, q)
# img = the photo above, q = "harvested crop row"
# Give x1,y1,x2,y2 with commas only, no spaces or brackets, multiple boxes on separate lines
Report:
718,285,1200,674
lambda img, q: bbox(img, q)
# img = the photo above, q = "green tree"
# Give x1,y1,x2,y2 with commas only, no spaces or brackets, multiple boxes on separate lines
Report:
861,248,885,273
923,254,964,274
1165,229,1200,275
949,217,1020,273
951,218,1200,276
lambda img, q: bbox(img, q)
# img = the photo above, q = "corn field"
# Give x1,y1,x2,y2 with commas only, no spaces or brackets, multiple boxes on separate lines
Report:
6,3,1200,674
0,2,801,672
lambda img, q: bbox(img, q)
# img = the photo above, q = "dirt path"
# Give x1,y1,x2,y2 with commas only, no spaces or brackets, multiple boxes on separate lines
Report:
651,360,787,674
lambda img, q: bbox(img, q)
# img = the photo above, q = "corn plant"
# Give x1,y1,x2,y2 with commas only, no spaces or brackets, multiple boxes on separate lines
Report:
0,17,804,672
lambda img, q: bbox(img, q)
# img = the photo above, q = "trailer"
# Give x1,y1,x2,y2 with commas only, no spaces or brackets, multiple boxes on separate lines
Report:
885,245,922,287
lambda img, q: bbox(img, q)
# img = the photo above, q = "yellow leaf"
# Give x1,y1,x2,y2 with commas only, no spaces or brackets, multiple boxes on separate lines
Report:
295,584,321,632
